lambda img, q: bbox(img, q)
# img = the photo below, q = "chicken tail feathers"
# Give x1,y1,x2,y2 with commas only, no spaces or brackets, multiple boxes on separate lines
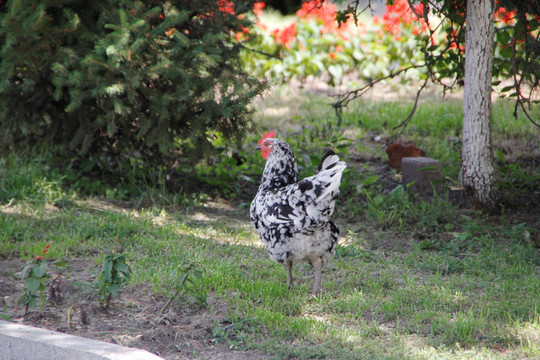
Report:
315,150,346,202
317,150,338,173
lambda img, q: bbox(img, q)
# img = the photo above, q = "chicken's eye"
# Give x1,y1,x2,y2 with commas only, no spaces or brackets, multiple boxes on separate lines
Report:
264,141,272,148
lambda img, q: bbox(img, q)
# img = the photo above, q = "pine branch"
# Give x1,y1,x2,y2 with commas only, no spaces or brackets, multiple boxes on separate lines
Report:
15,23,42,77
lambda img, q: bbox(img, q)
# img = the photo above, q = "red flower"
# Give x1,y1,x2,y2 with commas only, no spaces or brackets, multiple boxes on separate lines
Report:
274,23,297,49
296,0,349,35
329,52,336,59
218,0,234,15
377,0,428,36
235,26,251,41
449,41,465,52
335,45,344,52
253,2,265,16
494,7,516,25
235,29,250,41
447,28,464,52
39,244,50,256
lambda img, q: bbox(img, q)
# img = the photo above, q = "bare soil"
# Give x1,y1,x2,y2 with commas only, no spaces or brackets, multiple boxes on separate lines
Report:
0,255,269,360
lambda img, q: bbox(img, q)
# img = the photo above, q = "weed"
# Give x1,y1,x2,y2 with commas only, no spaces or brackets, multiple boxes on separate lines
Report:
211,317,249,349
446,310,484,346
365,186,408,229
363,184,456,232
496,150,540,208
0,152,74,205
19,244,65,314
0,304,9,321
96,240,132,307
160,262,208,313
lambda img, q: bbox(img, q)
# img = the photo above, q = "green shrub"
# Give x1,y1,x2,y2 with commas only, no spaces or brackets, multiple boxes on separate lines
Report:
0,0,264,168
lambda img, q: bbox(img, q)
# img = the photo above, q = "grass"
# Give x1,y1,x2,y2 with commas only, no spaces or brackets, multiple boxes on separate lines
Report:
251,85,538,211
2,196,538,359
1,86,539,359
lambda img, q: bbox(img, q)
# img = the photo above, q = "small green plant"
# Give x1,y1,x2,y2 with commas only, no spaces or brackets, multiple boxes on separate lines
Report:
160,262,207,313
496,150,540,208
0,304,9,320
363,183,457,233
365,185,410,229
19,244,65,314
445,310,484,346
211,318,247,349
97,240,132,307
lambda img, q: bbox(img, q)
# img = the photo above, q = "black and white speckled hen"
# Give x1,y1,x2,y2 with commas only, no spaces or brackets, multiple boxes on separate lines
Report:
250,132,346,295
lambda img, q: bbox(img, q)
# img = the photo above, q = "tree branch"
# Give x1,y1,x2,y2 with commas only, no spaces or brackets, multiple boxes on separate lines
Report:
236,41,281,60
331,64,425,110
517,100,540,128
392,76,429,131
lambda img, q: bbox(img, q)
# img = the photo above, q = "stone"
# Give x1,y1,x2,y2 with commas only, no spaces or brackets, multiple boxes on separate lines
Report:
401,157,442,198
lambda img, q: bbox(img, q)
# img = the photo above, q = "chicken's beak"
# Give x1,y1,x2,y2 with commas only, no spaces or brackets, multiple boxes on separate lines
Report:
254,144,261,151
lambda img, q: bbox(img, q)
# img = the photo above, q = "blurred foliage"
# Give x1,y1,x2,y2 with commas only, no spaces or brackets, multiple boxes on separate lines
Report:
241,0,538,122
241,0,428,85
335,0,540,121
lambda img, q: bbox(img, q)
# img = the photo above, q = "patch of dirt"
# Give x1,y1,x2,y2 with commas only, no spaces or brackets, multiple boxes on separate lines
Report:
0,257,268,360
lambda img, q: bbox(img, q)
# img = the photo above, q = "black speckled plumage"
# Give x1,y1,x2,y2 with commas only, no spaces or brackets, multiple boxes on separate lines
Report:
250,138,346,294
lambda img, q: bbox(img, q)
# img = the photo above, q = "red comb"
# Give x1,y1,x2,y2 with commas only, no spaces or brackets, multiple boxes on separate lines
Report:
258,131,275,145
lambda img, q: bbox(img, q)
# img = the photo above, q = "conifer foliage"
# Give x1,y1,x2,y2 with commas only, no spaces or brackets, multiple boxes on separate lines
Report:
0,0,263,167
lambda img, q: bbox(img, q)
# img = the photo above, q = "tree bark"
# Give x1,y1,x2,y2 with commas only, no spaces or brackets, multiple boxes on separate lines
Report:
461,0,499,213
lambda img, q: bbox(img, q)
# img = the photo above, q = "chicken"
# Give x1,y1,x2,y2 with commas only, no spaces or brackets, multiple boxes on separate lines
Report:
250,132,346,295
386,143,425,172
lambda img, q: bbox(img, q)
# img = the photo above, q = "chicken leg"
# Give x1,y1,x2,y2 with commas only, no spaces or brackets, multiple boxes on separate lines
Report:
310,257,323,295
286,260,294,289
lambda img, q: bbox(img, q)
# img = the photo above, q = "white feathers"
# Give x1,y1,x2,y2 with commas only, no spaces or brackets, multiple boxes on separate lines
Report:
319,153,340,171
250,140,346,263
315,161,346,202
250,139,346,294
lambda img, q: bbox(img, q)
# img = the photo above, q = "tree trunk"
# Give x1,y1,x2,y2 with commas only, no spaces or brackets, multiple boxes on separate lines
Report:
461,0,499,213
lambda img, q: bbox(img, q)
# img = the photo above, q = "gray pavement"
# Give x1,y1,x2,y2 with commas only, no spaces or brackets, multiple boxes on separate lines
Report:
0,320,164,360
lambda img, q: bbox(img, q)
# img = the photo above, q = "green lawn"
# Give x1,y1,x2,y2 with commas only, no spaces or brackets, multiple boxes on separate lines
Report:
1,89,539,359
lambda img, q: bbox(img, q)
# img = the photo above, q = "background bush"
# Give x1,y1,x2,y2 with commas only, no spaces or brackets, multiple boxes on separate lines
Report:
0,0,264,171
241,0,429,85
